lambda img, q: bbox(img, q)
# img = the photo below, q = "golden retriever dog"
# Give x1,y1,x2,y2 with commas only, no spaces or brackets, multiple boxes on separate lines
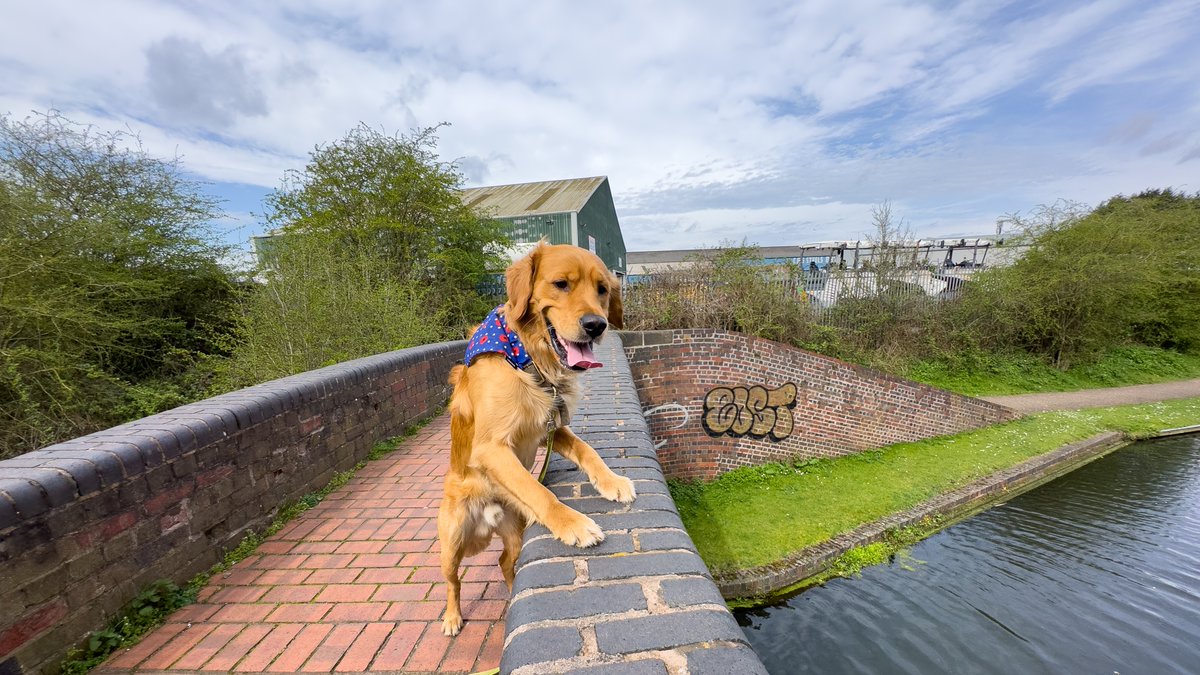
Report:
437,242,636,636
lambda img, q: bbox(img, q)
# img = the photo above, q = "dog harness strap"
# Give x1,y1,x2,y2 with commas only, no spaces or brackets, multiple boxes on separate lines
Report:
464,306,532,370
534,378,570,428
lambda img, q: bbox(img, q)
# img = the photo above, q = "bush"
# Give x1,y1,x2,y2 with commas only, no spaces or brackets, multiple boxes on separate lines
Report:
956,189,1200,368
0,112,236,459
625,191,1199,387
217,124,507,388
624,244,818,345
216,234,453,388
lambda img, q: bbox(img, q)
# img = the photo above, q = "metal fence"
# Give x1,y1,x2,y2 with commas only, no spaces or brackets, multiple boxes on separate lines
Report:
621,265,986,332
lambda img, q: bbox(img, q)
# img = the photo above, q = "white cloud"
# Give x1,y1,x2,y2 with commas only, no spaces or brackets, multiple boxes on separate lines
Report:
2,0,1197,251
1045,0,1200,104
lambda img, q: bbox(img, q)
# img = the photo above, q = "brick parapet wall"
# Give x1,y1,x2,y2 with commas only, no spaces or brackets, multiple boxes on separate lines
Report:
623,329,1017,481
501,334,766,675
0,341,464,674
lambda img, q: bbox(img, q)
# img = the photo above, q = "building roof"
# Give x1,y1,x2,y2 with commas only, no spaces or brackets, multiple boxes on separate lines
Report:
627,244,842,264
459,176,607,217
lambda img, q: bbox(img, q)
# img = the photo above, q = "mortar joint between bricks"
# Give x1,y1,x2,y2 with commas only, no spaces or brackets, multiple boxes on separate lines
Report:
510,573,711,604
641,577,668,613
580,623,600,658
504,607,654,645
649,648,691,675
511,648,695,675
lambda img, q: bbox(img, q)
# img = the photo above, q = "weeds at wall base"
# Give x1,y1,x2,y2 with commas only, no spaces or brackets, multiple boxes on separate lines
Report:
726,517,945,610
58,410,441,675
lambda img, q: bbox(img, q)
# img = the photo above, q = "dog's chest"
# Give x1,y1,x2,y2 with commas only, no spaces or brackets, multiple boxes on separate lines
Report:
510,376,581,467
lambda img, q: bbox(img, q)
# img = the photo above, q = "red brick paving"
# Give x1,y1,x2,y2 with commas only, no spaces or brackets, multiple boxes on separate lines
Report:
98,415,527,674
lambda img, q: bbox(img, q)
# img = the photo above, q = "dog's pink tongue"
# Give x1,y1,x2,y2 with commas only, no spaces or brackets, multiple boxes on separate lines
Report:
561,338,603,369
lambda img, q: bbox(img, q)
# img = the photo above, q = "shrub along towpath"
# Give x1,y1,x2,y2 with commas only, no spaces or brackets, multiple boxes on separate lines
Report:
671,383,1200,602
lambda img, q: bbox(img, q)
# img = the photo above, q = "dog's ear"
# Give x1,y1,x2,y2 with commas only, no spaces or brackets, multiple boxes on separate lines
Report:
505,244,542,324
607,273,624,329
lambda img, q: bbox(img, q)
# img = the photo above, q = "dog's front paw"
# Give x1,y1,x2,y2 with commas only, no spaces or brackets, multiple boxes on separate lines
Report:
442,611,463,637
550,506,605,548
595,473,637,504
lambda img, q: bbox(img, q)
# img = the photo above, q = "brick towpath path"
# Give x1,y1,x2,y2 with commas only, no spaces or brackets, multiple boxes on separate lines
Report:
98,415,518,674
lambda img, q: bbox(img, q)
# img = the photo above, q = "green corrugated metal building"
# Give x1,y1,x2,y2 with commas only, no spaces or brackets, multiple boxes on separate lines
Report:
460,176,627,275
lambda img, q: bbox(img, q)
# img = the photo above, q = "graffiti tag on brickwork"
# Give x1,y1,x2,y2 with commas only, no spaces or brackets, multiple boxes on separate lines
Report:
702,383,798,440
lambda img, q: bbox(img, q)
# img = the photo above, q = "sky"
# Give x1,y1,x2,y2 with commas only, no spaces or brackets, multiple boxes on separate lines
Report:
2,0,1198,252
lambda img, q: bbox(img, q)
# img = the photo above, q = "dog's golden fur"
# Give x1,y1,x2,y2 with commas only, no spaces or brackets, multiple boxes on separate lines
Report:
436,242,635,636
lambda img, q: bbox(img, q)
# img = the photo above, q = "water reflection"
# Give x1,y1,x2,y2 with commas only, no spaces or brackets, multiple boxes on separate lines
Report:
736,434,1200,674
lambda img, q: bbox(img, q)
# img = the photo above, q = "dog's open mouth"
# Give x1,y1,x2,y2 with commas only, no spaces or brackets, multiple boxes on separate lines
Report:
548,326,603,370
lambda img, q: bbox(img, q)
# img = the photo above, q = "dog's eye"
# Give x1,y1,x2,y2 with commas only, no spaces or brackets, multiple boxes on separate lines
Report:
598,284,608,295
553,280,569,291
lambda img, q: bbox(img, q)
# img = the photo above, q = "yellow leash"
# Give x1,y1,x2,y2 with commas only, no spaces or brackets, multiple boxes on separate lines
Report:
540,427,555,483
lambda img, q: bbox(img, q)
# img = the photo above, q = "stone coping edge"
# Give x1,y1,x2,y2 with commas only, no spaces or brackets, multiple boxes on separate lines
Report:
500,333,768,675
0,340,466,525
714,430,1131,600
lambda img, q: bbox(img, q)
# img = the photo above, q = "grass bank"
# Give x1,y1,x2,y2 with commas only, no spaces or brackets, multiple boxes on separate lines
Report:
670,396,1200,575
902,346,1200,397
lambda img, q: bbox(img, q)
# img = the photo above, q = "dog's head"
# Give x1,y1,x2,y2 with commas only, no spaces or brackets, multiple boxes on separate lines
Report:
504,242,623,371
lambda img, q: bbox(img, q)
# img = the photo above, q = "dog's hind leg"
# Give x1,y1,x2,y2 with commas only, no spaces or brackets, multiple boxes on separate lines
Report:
497,508,526,591
437,503,467,636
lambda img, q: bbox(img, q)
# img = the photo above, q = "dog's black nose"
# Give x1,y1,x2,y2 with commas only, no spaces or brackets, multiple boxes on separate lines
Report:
580,314,607,339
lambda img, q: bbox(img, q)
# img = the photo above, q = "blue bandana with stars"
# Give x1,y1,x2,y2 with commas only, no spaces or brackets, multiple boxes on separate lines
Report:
464,306,532,370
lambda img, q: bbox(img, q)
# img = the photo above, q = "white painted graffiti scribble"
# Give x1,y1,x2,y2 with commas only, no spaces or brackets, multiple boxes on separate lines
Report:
702,383,798,440
643,403,690,449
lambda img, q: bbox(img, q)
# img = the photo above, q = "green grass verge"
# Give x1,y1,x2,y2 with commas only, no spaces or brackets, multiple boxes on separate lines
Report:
670,396,1200,576
60,415,437,675
902,346,1200,396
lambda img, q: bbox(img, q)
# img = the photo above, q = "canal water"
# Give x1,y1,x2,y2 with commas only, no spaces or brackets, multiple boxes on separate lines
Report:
735,434,1200,674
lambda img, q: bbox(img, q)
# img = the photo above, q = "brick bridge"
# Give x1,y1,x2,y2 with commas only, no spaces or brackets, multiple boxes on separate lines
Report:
0,336,767,674
3,329,1011,673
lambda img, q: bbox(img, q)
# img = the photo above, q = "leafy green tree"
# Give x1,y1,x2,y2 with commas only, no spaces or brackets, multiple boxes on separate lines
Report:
0,112,236,458
263,124,508,327
218,124,508,387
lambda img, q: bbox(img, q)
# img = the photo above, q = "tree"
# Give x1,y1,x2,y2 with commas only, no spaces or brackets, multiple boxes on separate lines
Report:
831,201,931,356
864,200,919,273
262,124,508,327
218,124,508,387
0,111,236,458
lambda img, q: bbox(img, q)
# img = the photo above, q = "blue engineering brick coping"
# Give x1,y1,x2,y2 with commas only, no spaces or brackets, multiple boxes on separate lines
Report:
499,332,767,675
